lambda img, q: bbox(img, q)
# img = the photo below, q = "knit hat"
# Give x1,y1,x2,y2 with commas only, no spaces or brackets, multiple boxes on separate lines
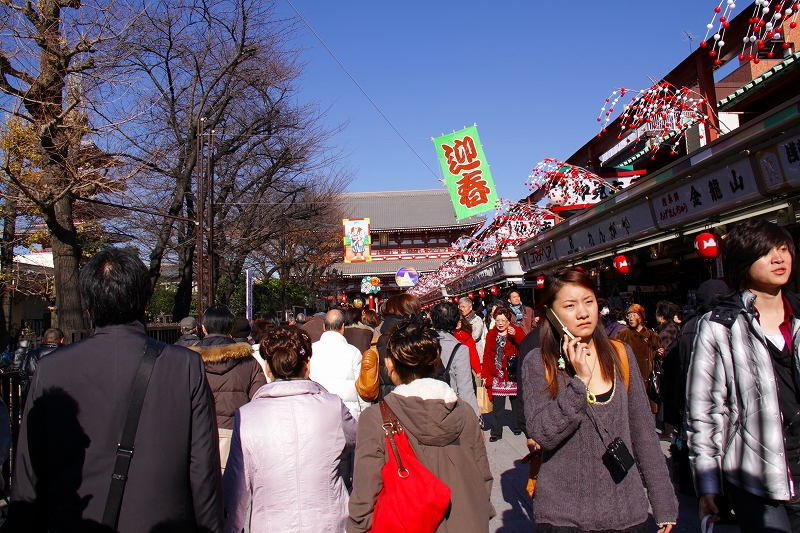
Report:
626,303,646,321
231,316,251,339
180,316,198,329
696,279,728,305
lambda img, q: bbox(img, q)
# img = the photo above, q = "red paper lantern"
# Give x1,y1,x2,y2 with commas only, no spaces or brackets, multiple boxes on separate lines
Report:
478,288,486,298
613,254,632,274
694,232,721,259
536,276,545,290
490,285,499,296
468,292,475,300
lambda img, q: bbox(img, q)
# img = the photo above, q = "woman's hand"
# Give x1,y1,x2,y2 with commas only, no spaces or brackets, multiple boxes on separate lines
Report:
563,335,592,386
657,524,674,533
507,325,516,337
698,494,720,523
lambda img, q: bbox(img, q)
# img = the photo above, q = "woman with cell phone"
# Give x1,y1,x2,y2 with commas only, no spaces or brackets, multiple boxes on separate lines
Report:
522,267,677,533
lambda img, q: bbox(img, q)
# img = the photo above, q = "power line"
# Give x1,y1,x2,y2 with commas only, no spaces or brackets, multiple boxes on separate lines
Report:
284,0,442,183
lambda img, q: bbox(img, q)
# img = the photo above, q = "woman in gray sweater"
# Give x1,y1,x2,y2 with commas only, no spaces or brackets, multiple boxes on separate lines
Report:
522,268,678,532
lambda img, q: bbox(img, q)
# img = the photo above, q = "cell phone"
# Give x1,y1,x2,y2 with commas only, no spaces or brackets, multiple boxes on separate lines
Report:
607,437,636,472
545,307,575,340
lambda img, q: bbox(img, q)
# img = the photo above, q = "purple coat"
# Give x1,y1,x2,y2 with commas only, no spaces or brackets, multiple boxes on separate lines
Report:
223,380,357,533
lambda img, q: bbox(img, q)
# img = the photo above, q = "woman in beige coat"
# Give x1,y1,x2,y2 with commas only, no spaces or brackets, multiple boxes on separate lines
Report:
347,318,494,533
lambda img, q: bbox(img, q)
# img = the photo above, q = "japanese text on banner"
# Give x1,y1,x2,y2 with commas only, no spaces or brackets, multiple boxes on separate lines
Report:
433,126,498,219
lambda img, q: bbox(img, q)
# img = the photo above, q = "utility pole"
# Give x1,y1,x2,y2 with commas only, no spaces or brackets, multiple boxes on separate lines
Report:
206,128,215,309
195,117,206,321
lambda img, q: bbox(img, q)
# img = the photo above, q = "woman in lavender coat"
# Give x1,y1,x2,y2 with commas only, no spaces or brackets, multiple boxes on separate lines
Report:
522,268,678,533
223,327,357,533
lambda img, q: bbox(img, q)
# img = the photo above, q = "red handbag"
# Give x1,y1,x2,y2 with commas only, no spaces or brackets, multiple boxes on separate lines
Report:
369,401,452,533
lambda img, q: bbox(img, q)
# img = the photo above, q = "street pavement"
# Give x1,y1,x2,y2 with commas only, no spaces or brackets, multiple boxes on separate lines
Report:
483,407,742,533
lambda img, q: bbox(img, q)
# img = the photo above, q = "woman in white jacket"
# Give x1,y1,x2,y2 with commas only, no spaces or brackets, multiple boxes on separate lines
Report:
686,219,800,532
223,327,357,533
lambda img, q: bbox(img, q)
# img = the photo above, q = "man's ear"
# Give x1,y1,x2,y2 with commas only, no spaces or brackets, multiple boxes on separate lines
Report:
202,325,208,336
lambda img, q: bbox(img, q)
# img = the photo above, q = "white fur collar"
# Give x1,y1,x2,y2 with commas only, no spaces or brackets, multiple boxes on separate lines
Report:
392,378,458,403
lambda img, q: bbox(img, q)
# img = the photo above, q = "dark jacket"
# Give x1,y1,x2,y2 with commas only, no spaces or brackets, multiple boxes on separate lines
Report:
190,340,267,430
7,322,224,533
174,333,201,347
343,325,372,354
301,314,326,343
20,342,60,382
657,320,681,351
377,315,404,400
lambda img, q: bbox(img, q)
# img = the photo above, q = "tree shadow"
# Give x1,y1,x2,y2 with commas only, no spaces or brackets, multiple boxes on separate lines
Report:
494,458,535,533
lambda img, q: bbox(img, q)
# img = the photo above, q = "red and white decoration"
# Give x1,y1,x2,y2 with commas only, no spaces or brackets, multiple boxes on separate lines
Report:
536,276,546,289
694,232,722,259
613,254,633,274
528,158,631,211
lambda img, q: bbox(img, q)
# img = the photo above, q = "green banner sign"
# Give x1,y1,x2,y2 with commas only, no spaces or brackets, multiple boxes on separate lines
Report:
433,126,498,219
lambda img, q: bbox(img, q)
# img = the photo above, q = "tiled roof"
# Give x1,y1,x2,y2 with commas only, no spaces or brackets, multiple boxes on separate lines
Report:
717,51,800,111
340,189,484,231
330,258,446,277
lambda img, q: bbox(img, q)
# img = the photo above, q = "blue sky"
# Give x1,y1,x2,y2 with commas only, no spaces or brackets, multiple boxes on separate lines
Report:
278,1,732,202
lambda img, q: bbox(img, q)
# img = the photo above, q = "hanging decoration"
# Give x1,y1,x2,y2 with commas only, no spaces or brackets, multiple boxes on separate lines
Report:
613,255,633,274
361,276,381,295
694,232,722,258
596,82,715,157
490,285,499,296
479,288,486,298
700,0,739,66
528,159,632,211
468,292,475,300
536,276,546,290
735,1,798,63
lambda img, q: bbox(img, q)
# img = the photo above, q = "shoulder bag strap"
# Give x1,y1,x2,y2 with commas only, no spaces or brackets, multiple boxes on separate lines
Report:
445,343,461,373
102,337,165,528
379,401,408,477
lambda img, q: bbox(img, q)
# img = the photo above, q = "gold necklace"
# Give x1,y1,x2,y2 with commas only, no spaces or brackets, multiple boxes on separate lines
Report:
585,351,600,404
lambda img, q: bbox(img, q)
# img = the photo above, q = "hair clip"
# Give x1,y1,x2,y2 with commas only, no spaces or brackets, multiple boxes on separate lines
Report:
299,348,306,356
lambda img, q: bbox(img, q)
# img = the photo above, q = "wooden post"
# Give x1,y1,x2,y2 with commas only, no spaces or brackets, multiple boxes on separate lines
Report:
696,53,719,143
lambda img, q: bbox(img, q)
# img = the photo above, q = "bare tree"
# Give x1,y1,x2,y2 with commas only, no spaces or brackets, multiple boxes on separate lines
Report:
108,0,351,319
0,0,133,330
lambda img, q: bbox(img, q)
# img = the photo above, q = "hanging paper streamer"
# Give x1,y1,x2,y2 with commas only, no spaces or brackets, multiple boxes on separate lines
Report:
596,82,716,157
433,126,499,220
527,158,632,210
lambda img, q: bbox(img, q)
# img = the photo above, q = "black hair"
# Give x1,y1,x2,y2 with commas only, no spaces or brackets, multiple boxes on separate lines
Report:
655,300,673,321
79,247,149,328
343,308,362,327
723,219,795,292
203,304,235,335
386,318,441,384
429,303,460,333
261,327,312,379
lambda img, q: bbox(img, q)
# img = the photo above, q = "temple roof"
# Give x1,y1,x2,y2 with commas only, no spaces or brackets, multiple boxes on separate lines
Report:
340,189,484,231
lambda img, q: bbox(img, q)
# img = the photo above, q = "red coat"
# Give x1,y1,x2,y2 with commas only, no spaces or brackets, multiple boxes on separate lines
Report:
453,329,482,375
482,326,525,400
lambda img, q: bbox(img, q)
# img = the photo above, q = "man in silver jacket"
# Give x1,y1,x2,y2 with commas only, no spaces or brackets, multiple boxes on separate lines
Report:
687,219,800,532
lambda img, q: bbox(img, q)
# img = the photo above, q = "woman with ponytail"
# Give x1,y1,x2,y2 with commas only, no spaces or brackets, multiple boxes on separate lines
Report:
223,327,357,533
522,268,677,532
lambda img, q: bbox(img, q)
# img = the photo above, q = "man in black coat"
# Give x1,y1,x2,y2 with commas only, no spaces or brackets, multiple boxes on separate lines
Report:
7,248,224,533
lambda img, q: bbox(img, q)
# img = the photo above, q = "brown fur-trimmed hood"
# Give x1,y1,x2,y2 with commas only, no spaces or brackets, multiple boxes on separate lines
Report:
190,342,253,363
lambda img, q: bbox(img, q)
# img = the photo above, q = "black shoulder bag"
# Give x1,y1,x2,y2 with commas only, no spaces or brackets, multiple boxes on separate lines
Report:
101,337,165,529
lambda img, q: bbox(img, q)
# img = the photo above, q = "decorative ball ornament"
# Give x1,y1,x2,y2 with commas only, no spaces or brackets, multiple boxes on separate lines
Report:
490,285,499,296
468,291,475,300
613,254,633,274
548,187,567,206
536,276,546,290
694,232,721,259
478,288,486,298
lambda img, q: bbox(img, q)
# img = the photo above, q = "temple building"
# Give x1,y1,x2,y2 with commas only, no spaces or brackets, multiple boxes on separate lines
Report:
326,189,483,307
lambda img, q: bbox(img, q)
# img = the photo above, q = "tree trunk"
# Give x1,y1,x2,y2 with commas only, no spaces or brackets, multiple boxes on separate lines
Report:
172,233,196,320
47,196,83,332
0,195,18,348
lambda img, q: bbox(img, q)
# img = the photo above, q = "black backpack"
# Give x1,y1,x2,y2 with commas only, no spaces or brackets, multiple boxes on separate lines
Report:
433,344,462,386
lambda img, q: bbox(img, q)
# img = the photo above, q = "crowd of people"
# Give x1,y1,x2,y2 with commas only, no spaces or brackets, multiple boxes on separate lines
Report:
4,217,800,533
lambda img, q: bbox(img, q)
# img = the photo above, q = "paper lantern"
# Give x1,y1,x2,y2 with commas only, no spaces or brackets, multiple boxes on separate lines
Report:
536,276,546,289
478,288,486,298
694,232,721,259
613,254,632,274
468,292,475,300
490,285,499,296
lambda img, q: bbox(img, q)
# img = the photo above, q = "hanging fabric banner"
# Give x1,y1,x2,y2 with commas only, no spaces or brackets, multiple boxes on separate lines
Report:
343,218,371,263
433,126,498,219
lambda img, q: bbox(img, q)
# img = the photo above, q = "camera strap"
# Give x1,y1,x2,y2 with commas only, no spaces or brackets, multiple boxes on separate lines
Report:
585,402,615,448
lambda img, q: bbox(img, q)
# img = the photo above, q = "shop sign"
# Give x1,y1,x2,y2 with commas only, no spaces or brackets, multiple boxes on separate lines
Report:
553,201,655,258
651,156,762,230
519,243,558,272
756,134,800,193
449,260,503,293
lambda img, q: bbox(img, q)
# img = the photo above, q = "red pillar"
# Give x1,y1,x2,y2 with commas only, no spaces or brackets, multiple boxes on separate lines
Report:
368,294,375,310
696,52,719,143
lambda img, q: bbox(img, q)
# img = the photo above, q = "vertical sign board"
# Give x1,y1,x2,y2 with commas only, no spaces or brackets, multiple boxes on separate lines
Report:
756,133,800,193
343,218,372,263
433,126,499,219
245,269,253,322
